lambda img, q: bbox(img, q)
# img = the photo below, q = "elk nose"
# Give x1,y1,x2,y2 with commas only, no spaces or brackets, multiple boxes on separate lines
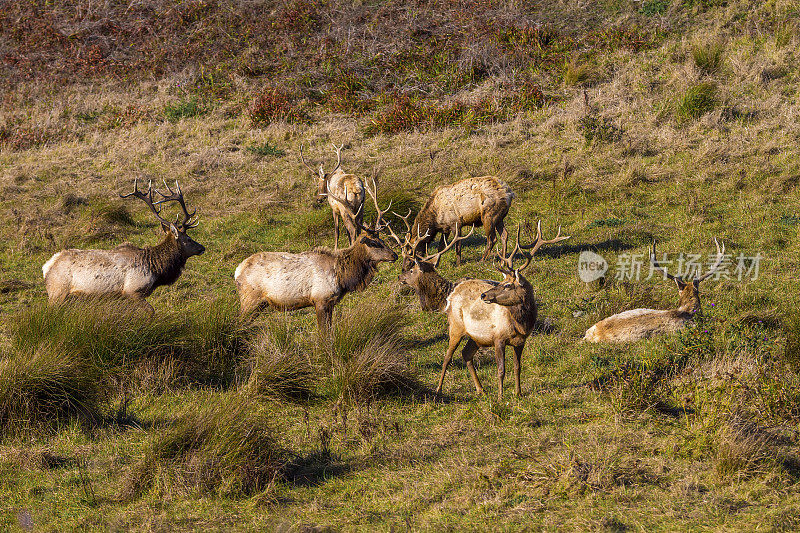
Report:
480,292,491,302
197,245,206,255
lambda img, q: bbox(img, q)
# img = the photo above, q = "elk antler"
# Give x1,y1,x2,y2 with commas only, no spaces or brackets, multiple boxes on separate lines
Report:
498,221,570,273
330,143,344,175
155,180,199,229
385,209,413,250
120,178,174,228
357,177,392,234
420,225,475,267
650,241,679,281
695,238,725,282
299,143,321,176
651,238,725,283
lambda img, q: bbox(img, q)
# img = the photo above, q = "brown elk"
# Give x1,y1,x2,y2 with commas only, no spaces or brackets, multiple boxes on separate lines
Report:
410,176,515,266
300,143,365,249
235,178,397,331
42,179,205,313
584,239,724,343
393,219,569,399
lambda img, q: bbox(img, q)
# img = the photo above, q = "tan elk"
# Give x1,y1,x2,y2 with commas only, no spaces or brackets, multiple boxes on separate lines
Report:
42,179,205,313
410,176,515,266
394,220,569,398
300,143,365,249
584,239,725,343
235,178,397,331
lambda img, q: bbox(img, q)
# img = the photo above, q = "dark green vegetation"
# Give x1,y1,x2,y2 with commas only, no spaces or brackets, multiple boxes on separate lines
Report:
2,0,800,530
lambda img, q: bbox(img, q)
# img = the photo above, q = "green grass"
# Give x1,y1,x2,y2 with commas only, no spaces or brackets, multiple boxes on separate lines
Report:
163,99,205,122
2,0,800,530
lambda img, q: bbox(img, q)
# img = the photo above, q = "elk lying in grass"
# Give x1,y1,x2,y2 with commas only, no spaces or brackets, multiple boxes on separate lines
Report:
235,178,397,331
301,143,365,249
584,239,725,343
42,179,205,313
394,220,569,398
410,176,515,266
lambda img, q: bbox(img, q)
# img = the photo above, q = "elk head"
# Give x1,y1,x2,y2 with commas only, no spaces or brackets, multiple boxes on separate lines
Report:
120,178,205,258
342,177,397,263
392,224,474,287
481,221,570,306
300,143,345,205
650,239,725,315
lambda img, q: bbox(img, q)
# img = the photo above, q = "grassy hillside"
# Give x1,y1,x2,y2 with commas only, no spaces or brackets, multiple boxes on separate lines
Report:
2,0,800,530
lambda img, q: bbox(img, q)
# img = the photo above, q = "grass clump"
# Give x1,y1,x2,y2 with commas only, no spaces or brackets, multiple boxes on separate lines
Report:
246,142,286,158
676,81,717,121
0,343,104,436
121,392,286,499
12,299,248,389
691,41,725,75
317,297,417,406
242,320,315,401
639,0,669,15
163,98,205,122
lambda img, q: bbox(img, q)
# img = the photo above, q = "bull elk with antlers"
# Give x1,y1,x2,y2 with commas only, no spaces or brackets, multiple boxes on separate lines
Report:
391,218,569,398
301,143,365,250
42,179,205,313
410,176,515,266
235,178,397,331
584,239,725,343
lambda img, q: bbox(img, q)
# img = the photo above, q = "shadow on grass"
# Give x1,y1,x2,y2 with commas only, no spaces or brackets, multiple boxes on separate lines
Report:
282,451,353,487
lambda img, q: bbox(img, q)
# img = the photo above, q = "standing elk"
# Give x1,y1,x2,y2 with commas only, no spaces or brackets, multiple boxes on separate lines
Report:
584,239,725,343
42,179,205,313
300,143,365,250
392,219,569,398
235,178,397,331
410,176,515,266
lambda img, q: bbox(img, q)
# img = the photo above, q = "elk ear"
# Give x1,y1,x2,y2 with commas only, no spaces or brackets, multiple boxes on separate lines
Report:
674,277,687,290
168,223,180,239
515,270,521,284
318,166,325,180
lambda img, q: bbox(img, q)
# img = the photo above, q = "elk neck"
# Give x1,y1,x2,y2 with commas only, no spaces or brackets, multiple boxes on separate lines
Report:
334,241,378,293
412,202,437,237
142,232,187,287
506,277,537,335
676,282,701,315
416,267,454,312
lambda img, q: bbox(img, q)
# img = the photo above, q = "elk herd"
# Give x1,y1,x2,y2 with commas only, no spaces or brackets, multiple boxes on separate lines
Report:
41,144,724,399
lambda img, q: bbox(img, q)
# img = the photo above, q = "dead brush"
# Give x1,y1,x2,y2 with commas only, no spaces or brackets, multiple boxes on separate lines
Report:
120,392,286,500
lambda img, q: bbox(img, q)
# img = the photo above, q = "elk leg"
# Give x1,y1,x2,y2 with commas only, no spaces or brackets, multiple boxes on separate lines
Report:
437,334,462,395
130,294,154,317
453,224,462,266
495,341,506,400
315,303,334,333
333,213,340,251
482,219,497,261
461,338,484,395
513,344,524,396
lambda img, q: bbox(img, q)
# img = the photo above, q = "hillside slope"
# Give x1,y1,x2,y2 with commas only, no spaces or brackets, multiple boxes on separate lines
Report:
2,1,800,530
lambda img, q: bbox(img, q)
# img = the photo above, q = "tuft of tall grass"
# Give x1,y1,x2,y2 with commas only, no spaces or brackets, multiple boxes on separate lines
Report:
12,299,248,389
163,98,205,122
691,41,725,75
0,342,104,436
316,297,417,406
241,320,315,401
676,81,717,121
121,392,286,499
